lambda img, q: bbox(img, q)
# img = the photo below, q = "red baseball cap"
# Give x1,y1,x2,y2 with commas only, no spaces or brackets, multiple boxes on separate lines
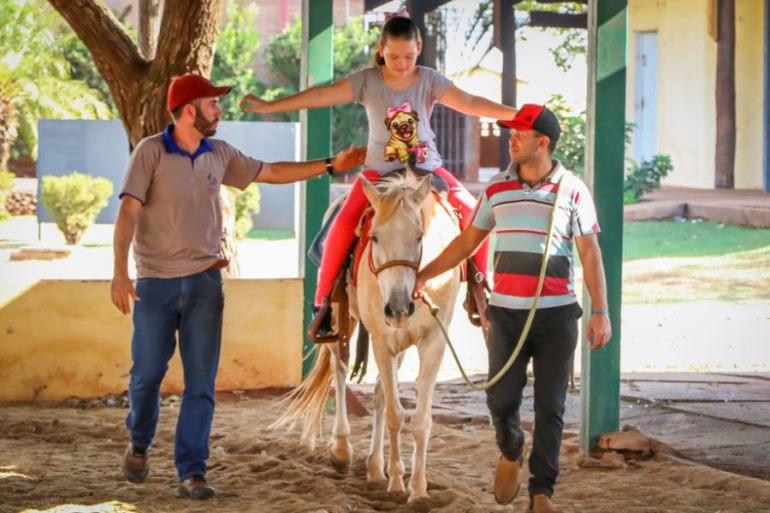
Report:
497,104,561,142
167,74,231,112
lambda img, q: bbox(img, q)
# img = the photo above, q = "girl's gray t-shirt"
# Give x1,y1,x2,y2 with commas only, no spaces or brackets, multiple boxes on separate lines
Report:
347,65,452,175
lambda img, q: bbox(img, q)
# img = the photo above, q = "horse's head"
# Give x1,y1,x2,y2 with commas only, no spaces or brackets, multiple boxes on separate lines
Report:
361,172,432,328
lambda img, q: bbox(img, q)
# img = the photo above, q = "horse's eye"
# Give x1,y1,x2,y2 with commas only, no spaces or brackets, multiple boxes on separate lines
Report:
371,235,379,244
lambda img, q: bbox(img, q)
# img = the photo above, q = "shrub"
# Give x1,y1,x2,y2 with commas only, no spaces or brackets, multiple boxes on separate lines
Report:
230,183,261,240
0,170,14,220
40,172,113,244
624,155,673,204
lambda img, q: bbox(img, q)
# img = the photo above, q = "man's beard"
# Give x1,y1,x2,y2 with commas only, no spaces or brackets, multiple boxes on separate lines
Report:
193,105,218,137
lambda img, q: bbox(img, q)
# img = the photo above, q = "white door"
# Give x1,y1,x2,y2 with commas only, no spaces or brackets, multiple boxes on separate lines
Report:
634,31,658,163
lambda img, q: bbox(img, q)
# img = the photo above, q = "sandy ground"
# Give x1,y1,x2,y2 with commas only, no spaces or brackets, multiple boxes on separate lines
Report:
2,393,770,513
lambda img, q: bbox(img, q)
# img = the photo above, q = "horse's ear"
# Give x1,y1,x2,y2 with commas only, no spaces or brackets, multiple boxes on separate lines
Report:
414,174,432,204
361,176,381,206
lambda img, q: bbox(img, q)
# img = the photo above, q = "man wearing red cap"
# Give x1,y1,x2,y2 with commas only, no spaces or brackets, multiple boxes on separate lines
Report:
111,74,365,499
414,105,611,513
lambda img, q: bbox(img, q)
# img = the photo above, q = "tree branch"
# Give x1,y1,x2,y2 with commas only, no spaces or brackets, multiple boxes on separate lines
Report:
48,0,147,84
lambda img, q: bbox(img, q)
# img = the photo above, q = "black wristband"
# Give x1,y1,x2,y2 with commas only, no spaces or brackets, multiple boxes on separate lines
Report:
324,157,334,176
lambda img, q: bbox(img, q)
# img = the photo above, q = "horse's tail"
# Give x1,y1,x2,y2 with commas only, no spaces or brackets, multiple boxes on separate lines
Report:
349,324,369,384
269,344,333,449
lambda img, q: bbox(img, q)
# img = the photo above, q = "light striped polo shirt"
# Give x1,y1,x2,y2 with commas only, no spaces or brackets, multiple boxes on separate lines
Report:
472,161,600,310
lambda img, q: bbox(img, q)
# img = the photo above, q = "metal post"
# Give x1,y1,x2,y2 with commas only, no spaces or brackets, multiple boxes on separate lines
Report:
764,0,770,191
580,0,626,453
300,0,333,377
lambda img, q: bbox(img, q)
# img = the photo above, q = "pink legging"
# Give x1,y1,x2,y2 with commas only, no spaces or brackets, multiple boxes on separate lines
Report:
315,167,489,305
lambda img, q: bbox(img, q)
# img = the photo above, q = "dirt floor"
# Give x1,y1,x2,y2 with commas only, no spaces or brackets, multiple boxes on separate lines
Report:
2,389,770,513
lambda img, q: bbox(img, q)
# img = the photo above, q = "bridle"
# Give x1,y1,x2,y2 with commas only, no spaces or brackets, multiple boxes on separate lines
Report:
368,242,422,277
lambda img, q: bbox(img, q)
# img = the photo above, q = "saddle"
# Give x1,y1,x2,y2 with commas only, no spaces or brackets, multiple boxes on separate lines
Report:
307,169,490,360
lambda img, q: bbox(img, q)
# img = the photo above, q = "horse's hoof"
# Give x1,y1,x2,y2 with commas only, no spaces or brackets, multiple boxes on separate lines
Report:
387,479,406,494
408,491,429,502
329,453,350,474
367,471,387,483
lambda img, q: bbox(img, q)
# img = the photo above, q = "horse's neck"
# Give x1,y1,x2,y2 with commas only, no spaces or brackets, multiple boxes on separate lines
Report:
421,192,461,262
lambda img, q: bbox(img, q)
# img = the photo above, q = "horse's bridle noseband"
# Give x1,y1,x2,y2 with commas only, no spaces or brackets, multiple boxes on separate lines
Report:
368,244,422,277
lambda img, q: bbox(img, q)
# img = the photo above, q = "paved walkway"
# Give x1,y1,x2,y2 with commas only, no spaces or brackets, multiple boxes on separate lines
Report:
624,186,770,228
353,371,770,482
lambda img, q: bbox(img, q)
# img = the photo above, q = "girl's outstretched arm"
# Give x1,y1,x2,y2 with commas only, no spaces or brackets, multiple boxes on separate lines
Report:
438,84,517,120
241,78,356,114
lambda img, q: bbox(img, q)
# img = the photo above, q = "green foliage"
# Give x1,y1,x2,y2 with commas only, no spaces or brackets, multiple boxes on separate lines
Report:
40,172,113,244
212,1,268,121
58,30,118,116
464,1,586,71
546,97,672,202
549,30,586,72
624,155,673,204
264,17,379,153
229,184,261,240
546,95,586,176
265,16,303,88
0,0,112,158
0,170,14,221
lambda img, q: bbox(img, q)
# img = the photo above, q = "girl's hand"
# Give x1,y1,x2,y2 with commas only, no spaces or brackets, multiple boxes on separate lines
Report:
240,94,272,114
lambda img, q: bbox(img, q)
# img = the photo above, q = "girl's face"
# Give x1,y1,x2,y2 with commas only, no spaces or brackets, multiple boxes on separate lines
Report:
379,37,422,75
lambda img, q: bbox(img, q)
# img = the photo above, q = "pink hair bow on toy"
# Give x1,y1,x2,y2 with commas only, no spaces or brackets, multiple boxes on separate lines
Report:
384,9,410,20
386,101,414,120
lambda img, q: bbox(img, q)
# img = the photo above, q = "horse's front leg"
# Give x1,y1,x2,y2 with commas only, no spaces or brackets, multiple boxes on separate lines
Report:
407,334,445,501
372,340,406,494
329,344,353,474
366,376,387,482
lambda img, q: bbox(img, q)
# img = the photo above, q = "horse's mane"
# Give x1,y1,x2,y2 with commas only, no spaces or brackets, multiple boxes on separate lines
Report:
373,170,433,222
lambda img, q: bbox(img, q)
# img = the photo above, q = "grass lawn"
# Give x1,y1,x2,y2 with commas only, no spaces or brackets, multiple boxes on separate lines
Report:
244,229,295,241
621,220,770,304
623,220,770,261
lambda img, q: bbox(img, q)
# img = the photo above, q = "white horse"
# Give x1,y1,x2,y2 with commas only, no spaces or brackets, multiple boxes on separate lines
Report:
276,171,461,502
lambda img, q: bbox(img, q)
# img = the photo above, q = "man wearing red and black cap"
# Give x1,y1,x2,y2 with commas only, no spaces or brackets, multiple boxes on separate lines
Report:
415,104,611,513
111,74,365,499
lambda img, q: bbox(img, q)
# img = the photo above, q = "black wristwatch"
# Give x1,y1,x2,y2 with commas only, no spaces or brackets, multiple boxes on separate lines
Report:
324,157,335,176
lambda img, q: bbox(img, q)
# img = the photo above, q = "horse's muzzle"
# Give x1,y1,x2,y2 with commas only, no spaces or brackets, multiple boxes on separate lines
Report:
384,300,416,320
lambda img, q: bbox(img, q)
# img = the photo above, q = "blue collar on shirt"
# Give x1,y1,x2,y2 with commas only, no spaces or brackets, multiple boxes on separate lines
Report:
161,124,213,162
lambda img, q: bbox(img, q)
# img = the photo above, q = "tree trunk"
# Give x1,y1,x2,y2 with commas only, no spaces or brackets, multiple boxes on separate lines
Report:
47,0,223,148
48,0,240,271
139,0,161,60
715,0,736,189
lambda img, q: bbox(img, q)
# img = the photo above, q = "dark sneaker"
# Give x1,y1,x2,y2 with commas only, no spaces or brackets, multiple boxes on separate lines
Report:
177,476,217,500
122,443,149,483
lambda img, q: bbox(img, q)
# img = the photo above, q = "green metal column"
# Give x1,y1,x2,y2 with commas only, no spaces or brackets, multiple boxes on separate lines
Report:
580,0,627,453
300,0,332,377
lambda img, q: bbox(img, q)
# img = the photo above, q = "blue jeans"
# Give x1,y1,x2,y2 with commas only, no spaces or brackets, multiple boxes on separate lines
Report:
125,268,224,481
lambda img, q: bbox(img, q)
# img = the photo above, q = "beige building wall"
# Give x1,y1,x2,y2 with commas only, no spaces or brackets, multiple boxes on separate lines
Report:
627,0,764,189
0,279,304,403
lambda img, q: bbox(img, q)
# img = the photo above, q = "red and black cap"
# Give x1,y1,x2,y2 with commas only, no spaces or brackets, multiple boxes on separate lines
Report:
167,74,231,112
497,104,561,142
